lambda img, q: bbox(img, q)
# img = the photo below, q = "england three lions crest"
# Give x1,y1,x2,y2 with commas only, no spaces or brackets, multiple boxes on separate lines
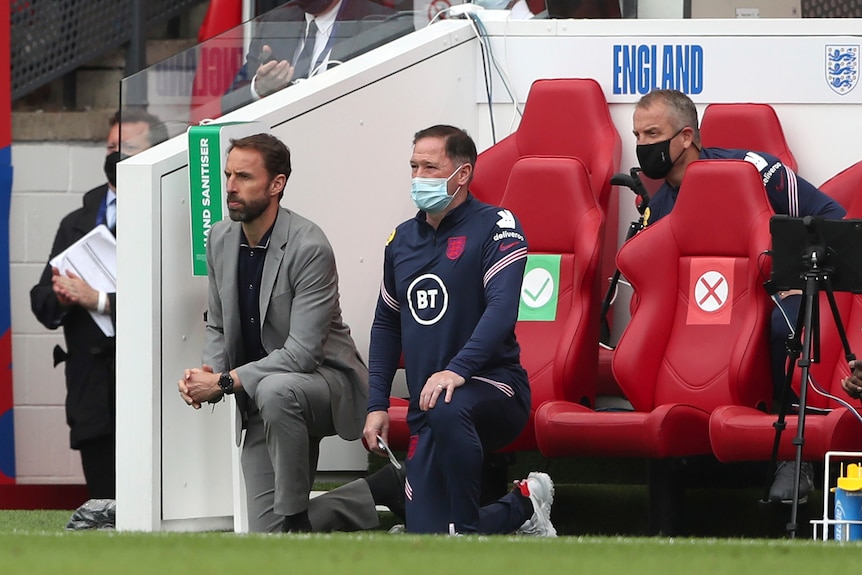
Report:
826,45,859,95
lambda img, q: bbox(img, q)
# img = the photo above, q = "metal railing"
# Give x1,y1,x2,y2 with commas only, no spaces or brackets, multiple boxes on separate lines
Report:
10,0,207,101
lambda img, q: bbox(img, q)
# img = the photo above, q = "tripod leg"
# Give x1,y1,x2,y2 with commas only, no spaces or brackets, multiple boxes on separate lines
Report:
823,275,857,364
786,273,821,538
763,294,805,503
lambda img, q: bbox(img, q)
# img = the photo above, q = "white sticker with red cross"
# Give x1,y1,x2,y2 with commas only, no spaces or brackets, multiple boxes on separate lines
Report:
686,258,735,325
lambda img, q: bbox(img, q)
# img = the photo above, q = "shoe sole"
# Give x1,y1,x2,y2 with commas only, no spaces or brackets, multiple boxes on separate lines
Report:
773,495,809,505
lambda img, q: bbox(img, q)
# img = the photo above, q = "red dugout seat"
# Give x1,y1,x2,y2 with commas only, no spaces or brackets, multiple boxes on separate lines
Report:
535,160,775,534
820,160,862,211
471,78,621,325
386,156,604,452
598,103,798,400
708,161,862,464
700,103,798,172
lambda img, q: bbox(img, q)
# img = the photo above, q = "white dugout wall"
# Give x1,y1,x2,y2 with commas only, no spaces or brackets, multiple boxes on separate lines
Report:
116,16,862,531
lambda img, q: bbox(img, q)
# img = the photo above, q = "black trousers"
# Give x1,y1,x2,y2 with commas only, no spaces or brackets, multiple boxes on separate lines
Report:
79,434,115,499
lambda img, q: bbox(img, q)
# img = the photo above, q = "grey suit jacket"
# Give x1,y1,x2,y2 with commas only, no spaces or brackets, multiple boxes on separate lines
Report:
203,207,368,444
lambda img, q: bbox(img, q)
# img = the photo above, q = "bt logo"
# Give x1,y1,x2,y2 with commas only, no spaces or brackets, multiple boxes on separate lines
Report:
407,273,449,325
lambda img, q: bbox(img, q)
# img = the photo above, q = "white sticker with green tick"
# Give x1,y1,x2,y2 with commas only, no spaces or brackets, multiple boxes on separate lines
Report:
518,254,560,321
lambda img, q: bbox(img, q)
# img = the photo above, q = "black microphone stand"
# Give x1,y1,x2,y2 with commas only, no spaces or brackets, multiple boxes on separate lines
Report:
600,168,650,346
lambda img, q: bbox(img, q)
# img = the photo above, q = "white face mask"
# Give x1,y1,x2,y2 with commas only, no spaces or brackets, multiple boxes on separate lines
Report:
410,164,464,214
474,0,511,8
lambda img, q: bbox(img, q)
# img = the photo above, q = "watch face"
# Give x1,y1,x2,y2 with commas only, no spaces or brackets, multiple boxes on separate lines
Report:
219,373,233,391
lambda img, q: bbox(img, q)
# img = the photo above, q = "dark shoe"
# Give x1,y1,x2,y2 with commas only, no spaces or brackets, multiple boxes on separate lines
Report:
370,463,406,521
282,510,312,533
390,463,406,520
769,461,814,504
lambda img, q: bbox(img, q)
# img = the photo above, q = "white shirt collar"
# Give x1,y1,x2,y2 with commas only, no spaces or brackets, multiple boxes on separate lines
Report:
305,0,343,36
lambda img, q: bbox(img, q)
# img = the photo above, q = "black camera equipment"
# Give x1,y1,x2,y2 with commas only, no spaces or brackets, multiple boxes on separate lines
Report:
600,168,650,345
766,215,860,537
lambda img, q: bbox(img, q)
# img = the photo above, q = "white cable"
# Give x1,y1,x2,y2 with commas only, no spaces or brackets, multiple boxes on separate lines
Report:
471,13,522,118
771,293,797,339
428,6,453,25
309,59,343,78
806,374,862,426
502,12,523,132
464,12,496,142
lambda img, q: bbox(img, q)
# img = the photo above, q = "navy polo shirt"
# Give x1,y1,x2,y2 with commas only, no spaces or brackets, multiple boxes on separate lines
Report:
238,221,275,363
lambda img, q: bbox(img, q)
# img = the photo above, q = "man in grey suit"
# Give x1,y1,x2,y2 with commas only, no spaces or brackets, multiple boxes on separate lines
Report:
179,133,369,533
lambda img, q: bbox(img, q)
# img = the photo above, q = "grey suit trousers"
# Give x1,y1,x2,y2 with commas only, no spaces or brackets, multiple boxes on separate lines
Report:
241,370,378,533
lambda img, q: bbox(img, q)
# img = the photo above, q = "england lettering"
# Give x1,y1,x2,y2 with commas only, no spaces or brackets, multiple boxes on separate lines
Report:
612,44,704,95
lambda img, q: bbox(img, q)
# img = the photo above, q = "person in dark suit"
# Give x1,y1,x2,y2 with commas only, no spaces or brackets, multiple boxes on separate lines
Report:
30,108,165,501
178,133,370,533
221,0,413,113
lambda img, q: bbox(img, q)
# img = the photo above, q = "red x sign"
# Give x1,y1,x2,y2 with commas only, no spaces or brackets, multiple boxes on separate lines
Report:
687,258,735,325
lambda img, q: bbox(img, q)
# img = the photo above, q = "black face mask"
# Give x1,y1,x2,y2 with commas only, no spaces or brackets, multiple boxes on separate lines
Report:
292,0,333,14
636,128,686,180
103,151,129,188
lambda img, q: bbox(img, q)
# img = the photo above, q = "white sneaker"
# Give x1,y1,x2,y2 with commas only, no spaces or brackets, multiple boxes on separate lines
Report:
514,471,557,537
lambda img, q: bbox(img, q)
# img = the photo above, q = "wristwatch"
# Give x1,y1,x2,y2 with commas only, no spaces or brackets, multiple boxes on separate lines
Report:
217,372,235,395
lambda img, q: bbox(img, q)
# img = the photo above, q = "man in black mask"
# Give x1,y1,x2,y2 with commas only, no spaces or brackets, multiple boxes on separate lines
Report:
221,0,413,113
630,89,844,505
30,108,165,502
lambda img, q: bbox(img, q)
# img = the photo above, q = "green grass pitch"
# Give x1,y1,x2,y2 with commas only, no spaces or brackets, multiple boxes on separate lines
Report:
2,509,862,575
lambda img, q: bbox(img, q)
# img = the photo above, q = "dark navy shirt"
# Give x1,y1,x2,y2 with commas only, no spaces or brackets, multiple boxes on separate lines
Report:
644,147,846,226
238,222,275,363
367,195,530,415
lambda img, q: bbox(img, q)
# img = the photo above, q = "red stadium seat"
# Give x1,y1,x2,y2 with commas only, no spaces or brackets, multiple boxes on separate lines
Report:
708,164,862,465
598,103,793,401
535,161,775,534
386,156,604,453
820,160,862,211
471,78,622,331
700,103,798,172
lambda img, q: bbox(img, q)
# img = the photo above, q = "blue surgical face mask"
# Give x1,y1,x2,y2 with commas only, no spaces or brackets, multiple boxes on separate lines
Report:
411,164,465,214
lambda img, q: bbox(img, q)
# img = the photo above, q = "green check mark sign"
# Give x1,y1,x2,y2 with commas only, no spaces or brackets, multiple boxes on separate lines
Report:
518,255,561,321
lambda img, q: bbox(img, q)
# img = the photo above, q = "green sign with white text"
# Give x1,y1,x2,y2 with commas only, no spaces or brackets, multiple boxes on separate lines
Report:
188,125,223,276
518,254,561,321
187,121,268,276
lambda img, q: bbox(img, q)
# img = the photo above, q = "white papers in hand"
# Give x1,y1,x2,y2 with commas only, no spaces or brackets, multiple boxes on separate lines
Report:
49,225,117,337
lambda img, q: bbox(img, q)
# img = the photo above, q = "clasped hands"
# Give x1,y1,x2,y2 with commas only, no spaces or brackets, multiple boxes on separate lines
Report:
52,267,100,310
178,365,221,410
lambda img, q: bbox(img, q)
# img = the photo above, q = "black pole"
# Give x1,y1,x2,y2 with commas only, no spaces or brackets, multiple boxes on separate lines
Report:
122,0,149,111
126,0,147,76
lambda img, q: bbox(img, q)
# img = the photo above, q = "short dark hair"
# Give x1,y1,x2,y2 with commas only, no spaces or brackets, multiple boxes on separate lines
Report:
110,108,169,146
228,133,292,199
413,125,477,170
635,89,701,146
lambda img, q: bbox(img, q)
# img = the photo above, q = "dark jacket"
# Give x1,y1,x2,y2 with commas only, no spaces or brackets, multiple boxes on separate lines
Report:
30,184,117,449
222,0,414,113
